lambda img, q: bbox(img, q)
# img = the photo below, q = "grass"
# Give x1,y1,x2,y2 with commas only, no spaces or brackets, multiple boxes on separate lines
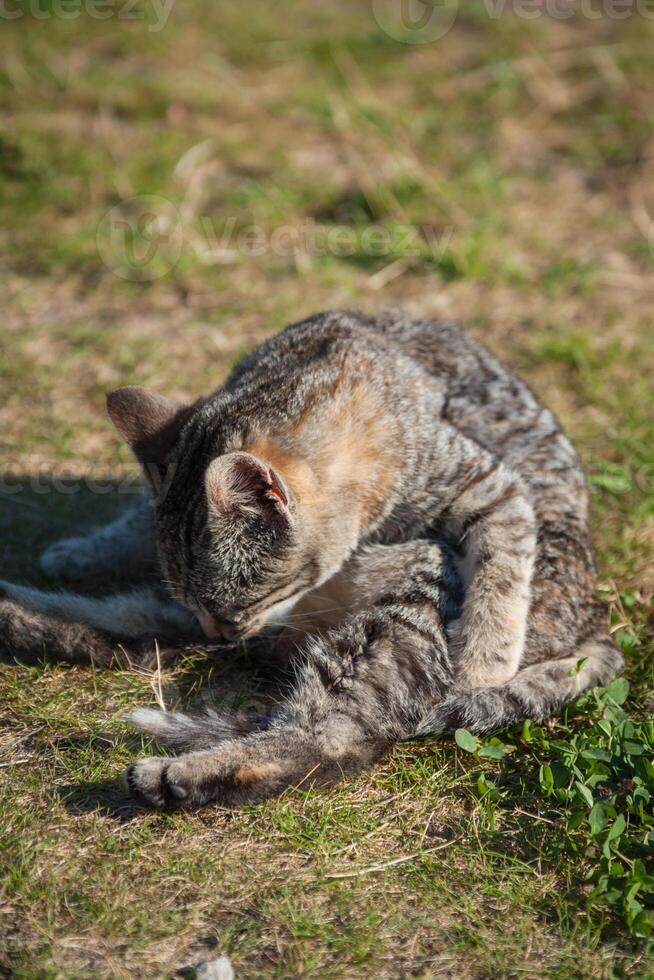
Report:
1,2,654,977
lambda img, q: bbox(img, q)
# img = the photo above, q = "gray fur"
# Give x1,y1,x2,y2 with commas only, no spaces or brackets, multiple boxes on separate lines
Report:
0,309,622,807
40,490,156,581
0,581,196,638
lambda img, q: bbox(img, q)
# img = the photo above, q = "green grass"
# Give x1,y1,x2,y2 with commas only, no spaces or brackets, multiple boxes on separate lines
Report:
1,3,654,977
455,665,654,942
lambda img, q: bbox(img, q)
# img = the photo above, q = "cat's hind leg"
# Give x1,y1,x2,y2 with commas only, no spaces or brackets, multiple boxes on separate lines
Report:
126,539,461,807
126,607,446,808
413,633,623,737
40,491,156,582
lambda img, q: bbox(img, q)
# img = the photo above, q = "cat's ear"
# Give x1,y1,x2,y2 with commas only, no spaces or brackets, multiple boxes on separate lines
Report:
106,387,194,484
205,452,289,519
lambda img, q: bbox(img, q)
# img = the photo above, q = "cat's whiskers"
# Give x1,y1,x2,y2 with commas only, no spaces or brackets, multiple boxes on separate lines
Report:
282,605,348,622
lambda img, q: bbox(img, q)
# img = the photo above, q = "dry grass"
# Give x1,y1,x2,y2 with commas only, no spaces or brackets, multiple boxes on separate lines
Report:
1,3,653,977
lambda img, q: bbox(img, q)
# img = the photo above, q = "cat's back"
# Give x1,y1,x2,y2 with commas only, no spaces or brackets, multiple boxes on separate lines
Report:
361,310,588,511
221,310,586,510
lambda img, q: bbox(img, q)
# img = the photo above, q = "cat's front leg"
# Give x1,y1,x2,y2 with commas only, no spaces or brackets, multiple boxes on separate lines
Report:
445,461,537,689
0,594,135,667
0,580,199,640
0,583,194,668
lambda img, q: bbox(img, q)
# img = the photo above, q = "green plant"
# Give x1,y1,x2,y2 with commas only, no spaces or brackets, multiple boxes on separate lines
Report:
456,676,654,943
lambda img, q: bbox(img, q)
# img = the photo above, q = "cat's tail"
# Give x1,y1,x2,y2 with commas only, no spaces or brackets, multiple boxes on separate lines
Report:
130,633,624,758
128,707,269,751
125,620,622,810
412,634,624,738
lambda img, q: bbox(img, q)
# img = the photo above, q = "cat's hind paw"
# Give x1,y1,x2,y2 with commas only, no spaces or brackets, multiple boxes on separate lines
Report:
125,740,295,809
125,757,190,809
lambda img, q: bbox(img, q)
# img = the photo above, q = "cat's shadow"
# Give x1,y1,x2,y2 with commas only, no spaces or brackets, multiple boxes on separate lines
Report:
58,773,143,822
0,476,294,818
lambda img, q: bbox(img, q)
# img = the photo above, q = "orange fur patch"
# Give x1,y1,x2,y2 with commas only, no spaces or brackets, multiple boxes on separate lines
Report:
245,378,399,525
244,440,318,505
232,762,283,786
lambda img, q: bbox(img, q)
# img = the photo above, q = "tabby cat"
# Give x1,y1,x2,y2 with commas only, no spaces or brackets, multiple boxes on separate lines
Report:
0,309,622,808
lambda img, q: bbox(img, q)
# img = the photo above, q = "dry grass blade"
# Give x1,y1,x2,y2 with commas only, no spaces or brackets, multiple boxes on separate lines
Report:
323,837,461,881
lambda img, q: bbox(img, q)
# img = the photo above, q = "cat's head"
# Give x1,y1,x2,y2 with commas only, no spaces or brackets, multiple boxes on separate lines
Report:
107,386,328,641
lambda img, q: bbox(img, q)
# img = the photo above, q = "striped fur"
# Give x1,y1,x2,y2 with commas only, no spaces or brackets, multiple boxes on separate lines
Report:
1,309,622,807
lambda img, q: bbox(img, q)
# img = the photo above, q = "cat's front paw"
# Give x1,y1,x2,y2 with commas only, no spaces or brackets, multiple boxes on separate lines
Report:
41,537,101,581
125,756,194,809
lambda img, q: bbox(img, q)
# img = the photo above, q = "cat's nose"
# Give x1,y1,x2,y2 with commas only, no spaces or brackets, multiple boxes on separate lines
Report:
197,611,221,638
197,609,242,641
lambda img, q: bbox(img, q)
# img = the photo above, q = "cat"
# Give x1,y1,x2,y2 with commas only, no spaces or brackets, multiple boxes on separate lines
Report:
0,309,623,808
